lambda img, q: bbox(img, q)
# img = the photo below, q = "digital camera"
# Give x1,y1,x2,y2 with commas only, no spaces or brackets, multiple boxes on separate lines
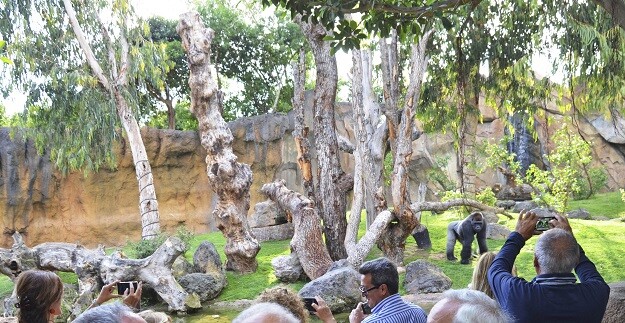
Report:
535,217,555,231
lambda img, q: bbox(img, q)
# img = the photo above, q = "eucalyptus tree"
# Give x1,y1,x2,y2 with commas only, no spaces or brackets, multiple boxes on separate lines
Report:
0,0,165,239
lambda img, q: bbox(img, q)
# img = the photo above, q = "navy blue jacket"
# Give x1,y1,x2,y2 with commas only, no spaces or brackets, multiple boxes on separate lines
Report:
487,232,610,323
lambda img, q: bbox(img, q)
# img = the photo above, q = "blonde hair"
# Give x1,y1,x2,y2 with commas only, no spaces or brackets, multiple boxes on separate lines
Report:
469,252,517,299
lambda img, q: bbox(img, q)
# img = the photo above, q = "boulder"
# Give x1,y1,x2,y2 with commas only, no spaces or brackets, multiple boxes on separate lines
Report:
298,266,361,313
529,207,558,218
172,256,196,278
482,211,499,224
495,200,516,210
567,208,591,220
193,241,223,275
512,201,539,213
602,281,625,323
272,254,305,283
178,272,227,302
404,260,452,294
486,223,511,240
249,200,287,228
251,223,294,242
496,184,534,201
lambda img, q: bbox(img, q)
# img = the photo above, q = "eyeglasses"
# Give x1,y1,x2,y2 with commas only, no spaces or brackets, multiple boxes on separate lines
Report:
359,285,380,296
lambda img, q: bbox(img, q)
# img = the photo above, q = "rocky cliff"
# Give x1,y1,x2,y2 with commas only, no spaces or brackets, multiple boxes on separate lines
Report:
2,98,625,248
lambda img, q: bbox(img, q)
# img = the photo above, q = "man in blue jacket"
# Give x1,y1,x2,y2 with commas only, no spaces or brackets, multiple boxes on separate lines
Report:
487,210,610,322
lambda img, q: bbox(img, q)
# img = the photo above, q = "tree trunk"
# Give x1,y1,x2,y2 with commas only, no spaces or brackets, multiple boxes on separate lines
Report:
177,12,259,273
262,180,332,279
0,233,197,318
63,0,160,240
378,30,433,265
298,17,348,260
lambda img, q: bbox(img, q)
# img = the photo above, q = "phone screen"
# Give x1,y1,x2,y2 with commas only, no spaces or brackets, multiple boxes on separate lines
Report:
303,298,318,313
117,281,138,295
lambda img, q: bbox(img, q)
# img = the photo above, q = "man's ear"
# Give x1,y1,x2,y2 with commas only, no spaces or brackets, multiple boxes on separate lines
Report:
380,283,389,295
533,255,540,274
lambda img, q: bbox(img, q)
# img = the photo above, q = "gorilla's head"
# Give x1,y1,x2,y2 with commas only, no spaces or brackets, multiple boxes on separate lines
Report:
471,212,484,232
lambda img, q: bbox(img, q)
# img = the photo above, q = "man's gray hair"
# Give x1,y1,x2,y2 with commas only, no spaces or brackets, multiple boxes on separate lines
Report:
73,302,137,323
443,289,512,323
535,228,580,274
232,302,299,323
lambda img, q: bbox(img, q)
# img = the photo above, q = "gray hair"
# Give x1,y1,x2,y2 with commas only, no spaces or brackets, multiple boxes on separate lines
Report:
443,289,512,323
358,257,399,294
535,228,579,274
232,302,299,323
73,302,139,323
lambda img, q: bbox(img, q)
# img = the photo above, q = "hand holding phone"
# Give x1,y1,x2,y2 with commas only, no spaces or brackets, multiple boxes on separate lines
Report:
361,302,372,314
117,281,139,295
303,297,318,314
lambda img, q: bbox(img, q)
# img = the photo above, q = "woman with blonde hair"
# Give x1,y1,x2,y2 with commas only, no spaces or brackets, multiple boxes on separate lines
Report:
469,251,517,299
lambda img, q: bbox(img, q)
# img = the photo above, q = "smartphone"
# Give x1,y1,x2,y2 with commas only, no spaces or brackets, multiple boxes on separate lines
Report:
303,298,318,314
361,302,372,314
536,217,555,231
117,281,139,295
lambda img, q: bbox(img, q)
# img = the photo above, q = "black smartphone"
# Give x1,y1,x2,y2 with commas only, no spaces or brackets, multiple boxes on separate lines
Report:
361,302,372,314
536,217,555,231
303,298,318,314
117,281,138,295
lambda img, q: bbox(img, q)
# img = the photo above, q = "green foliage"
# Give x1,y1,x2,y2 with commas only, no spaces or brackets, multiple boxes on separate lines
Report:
0,39,11,65
426,157,455,192
382,151,393,186
145,101,198,130
195,0,306,120
476,187,497,206
127,226,193,259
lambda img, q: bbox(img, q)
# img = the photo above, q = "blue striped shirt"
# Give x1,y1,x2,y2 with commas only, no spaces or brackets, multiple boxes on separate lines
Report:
362,293,427,323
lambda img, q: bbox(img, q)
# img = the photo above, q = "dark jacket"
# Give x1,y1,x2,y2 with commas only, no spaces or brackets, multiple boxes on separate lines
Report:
487,232,610,323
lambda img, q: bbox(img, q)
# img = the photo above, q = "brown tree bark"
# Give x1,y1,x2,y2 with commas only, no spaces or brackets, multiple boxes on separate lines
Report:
63,0,161,240
297,17,348,260
177,12,260,273
261,180,332,279
0,233,197,318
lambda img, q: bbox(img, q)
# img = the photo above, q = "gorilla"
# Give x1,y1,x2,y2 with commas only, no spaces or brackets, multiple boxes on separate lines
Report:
446,212,488,264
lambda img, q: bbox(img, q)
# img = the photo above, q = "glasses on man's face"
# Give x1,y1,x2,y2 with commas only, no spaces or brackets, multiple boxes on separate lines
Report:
359,285,380,297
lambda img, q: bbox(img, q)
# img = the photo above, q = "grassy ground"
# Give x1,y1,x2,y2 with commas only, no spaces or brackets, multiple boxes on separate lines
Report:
1,192,625,321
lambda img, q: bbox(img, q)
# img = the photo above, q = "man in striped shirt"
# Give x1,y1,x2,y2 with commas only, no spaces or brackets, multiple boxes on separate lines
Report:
349,257,427,323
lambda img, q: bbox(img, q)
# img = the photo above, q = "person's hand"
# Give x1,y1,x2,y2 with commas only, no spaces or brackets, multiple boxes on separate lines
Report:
122,281,142,309
94,280,121,306
348,302,365,323
550,214,574,236
312,296,336,323
515,209,539,241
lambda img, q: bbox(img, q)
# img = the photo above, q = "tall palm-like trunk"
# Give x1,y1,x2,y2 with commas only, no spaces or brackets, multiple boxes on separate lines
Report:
63,0,160,239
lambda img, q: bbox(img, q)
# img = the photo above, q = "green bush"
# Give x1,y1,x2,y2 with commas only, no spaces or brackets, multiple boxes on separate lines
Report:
127,226,193,258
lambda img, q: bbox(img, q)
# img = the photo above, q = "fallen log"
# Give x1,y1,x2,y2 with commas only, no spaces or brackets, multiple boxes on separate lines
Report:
0,233,198,318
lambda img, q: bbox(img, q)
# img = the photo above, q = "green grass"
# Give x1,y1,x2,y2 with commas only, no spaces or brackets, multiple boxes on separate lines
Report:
2,193,625,320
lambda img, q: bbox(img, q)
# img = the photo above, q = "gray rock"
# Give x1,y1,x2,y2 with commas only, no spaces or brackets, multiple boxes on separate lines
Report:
251,223,294,242
179,272,227,302
486,223,511,240
172,256,196,278
568,208,591,220
272,254,305,283
602,281,625,323
529,207,558,218
404,260,452,294
512,201,539,213
590,115,625,144
193,241,223,274
496,184,534,201
495,200,516,209
249,200,287,228
482,211,499,224
299,267,361,313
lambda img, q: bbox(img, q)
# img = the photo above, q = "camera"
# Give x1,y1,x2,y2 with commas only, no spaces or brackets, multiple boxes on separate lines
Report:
302,298,318,314
361,302,372,314
535,217,555,231
117,281,139,295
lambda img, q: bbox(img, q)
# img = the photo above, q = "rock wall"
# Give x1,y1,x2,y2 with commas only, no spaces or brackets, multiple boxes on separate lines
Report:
2,94,625,248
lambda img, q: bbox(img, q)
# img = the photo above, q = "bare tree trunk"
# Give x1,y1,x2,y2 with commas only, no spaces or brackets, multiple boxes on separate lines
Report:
378,30,433,265
177,12,259,273
298,17,348,260
63,0,160,240
0,233,197,318
292,49,315,200
262,180,332,279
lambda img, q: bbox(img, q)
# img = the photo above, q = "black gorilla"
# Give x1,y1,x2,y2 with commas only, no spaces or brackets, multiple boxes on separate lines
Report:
446,212,488,264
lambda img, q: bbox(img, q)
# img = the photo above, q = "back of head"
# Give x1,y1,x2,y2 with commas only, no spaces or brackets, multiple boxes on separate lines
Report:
535,228,579,274
470,252,496,298
432,289,511,323
358,257,399,294
232,302,299,323
73,302,146,323
15,270,64,323
257,287,308,323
